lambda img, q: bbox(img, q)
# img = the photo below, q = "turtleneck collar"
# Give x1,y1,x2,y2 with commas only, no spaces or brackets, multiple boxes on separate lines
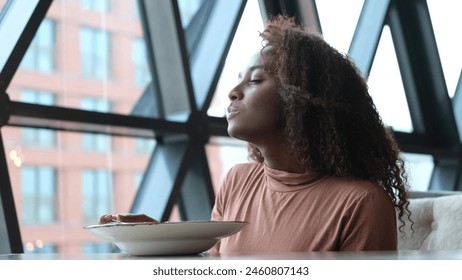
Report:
263,164,328,192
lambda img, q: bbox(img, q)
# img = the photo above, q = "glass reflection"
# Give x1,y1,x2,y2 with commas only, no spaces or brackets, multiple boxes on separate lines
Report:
9,0,153,117
3,126,155,253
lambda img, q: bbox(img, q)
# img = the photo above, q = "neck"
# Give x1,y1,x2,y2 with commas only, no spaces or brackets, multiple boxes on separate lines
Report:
256,140,305,174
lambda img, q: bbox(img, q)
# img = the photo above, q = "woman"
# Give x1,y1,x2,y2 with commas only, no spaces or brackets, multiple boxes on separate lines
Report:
209,15,411,254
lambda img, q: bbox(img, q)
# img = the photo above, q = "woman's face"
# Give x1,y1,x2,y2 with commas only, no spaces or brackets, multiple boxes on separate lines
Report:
226,49,283,145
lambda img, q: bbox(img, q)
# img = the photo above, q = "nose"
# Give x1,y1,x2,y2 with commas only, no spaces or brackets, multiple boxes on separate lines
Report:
228,85,244,101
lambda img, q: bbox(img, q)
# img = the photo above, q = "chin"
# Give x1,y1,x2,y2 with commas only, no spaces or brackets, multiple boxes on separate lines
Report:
227,127,245,141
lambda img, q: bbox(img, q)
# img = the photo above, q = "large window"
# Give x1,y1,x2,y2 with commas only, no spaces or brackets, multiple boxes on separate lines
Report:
21,166,57,225
80,27,111,80
20,18,55,73
0,0,164,254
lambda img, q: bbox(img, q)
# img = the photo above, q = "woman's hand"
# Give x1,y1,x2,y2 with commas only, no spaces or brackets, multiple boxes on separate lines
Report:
98,213,159,224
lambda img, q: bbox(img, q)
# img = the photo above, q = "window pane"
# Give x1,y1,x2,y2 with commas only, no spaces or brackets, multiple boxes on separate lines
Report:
38,167,55,222
20,166,56,224
80,0,110,13
132,38,151,87
21,167,36,224
402,153,434,191
208,0,264,117
80,27,111,80
20,89,56,148
82,169,112,222
83,242,118,253
20,18,55,73
367,26,413,132
178,0,203,28
427,0,462,98
9,0,150,117
206,137,248,193
4,127,152,253
315,0,364,54
81,97,112,152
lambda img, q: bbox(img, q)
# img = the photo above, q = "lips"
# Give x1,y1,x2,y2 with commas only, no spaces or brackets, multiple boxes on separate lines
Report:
226,106,239,120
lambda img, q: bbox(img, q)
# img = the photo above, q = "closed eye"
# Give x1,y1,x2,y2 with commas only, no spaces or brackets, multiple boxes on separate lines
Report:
249,79,262,85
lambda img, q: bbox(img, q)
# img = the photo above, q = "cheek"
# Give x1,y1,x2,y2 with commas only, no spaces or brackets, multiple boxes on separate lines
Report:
252,92,283,125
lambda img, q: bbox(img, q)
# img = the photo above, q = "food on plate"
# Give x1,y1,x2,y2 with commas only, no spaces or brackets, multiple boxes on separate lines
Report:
99,213,159,224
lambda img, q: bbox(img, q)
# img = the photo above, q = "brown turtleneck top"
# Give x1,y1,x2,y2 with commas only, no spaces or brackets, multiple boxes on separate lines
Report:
209,163,397,254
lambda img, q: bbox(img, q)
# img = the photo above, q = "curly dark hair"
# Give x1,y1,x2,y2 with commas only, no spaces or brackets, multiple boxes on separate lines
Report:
248,16,411,231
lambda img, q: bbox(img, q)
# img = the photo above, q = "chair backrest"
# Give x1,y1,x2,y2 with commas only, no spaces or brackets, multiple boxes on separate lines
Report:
398,192,462,250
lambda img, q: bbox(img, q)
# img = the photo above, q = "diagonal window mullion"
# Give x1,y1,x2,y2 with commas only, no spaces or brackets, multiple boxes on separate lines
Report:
0,0,52,92
139,0,195,122
131,141,190,221
348,0,390,77
187,0,247,112
388,0,459,147
453,70,462,141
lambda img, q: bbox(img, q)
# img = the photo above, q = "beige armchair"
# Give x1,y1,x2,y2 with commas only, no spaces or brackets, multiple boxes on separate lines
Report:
398,191,462,250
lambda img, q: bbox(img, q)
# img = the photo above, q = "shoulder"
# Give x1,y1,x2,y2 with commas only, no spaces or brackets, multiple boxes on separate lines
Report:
321,176,393,207
220,162,264,192
327,176,384,194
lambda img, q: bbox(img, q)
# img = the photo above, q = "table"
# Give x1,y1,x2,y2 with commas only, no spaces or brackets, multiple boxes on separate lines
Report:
1,250,462,260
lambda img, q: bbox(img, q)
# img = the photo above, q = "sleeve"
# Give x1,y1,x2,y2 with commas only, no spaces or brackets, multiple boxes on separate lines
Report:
339,187,398,251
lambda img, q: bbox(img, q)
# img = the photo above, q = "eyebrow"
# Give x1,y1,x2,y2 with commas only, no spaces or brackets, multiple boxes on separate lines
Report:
238,65,264,79
248,65,264,72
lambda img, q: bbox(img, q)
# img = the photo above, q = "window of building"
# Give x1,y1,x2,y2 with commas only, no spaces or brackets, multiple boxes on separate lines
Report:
82,169,113,223
80,0,111,13
20,89,57,148
132,38,151,87
80,27,111,80
81,97,112,152
21,166,57,225
20,18,55,73
82,242,118,253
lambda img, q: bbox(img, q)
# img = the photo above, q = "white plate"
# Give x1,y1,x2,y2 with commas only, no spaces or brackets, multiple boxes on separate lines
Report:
84,221,247,256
